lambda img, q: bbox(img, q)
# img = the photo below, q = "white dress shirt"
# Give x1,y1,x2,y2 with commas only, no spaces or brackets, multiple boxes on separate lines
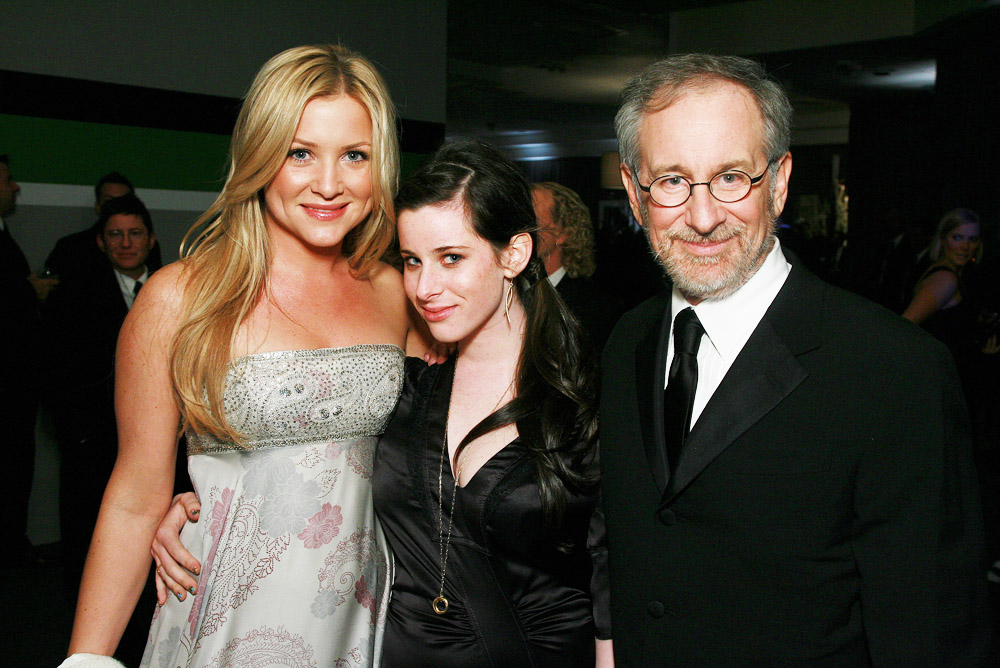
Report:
666,240,791,428
114,267,149,310
546,265,567,288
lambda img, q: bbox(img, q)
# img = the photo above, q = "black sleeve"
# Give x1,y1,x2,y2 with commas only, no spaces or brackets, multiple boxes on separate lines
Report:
588,488,612,640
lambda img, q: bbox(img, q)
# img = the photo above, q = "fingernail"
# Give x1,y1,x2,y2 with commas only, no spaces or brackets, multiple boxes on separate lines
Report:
175,592,184,602
191,509,199,517
188,587,196,595
193,567,200,575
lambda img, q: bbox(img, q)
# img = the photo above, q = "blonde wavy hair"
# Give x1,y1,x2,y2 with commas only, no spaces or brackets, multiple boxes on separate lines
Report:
929,208,983,263
534,182,596,278
172,44,399,442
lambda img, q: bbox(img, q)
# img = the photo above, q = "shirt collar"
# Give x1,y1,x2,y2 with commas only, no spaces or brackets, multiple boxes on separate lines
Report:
670,239,791,364
115,267,149,290
547,265,567,287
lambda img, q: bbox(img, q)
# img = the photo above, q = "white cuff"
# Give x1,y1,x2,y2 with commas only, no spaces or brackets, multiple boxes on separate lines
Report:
58,654,126,668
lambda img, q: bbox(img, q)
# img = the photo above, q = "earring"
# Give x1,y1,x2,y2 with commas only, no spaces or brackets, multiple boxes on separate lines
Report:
503,278,514,325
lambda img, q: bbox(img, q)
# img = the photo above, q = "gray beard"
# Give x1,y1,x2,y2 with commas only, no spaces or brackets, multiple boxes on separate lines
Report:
640,199,776,302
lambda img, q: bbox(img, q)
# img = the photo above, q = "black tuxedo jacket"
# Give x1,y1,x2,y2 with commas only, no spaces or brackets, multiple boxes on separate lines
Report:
0,226,40,393
44,262,132,406
599,260,992,666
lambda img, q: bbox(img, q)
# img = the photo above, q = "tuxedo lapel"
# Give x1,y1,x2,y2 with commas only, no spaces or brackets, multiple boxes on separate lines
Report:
659,264,821,505
635,294,672,494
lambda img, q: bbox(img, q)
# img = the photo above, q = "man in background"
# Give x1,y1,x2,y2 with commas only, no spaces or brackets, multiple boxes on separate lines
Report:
44,193,157,585
45,171,161,282
531,181,621,349
0,154,50,566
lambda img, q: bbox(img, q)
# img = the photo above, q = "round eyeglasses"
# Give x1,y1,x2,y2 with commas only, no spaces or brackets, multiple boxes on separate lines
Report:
638,162,773,207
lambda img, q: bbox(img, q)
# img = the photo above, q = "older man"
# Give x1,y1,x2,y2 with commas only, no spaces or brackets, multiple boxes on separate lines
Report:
599,54,991,666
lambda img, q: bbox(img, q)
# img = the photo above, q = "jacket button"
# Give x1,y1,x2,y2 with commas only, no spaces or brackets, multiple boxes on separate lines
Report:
657,508,676,525
647,600,665,618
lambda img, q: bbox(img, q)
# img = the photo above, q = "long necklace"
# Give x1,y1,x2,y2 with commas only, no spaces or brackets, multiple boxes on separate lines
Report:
433,373,516,615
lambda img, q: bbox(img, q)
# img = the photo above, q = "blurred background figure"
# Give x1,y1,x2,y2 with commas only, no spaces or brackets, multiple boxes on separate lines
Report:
902,209,993,375
902,207,1000,587
45,172,162,283
0,154,49,567
532,181,623,350
43,193,159,588
875,211,935,314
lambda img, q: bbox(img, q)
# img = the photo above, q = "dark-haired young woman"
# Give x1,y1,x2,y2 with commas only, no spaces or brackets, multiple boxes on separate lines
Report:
151,140,612,666
376,139,611,667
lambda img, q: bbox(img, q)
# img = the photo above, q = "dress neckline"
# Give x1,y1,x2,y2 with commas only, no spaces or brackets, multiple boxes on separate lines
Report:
427,356,521,491
229,343,404,367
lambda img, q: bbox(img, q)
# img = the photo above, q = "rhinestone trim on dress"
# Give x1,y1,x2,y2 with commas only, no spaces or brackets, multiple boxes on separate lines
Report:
187,345,404,455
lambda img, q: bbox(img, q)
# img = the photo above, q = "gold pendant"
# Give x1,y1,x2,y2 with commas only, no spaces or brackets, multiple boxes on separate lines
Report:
432,596,449,614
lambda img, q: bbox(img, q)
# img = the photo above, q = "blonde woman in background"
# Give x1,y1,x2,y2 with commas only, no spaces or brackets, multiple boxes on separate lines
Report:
903,208,998,369
903,208,983,328
63,45,428,668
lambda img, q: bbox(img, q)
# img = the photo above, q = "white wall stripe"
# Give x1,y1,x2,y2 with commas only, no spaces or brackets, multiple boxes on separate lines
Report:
18,182,220,212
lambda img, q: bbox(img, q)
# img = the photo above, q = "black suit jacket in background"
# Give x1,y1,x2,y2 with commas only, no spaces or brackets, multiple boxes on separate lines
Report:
599,258,992,666
44,262,129,398
0,226,40,392
555,274,623,354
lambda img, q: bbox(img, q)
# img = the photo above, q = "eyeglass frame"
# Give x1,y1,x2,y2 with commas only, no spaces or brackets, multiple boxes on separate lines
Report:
102,228,151,243
636,160,775,208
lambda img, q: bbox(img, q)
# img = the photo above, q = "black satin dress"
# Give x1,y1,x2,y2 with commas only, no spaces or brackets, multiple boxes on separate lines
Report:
373,357,610,667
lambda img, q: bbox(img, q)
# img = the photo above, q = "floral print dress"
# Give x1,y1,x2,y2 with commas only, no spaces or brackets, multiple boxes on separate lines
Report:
142,346,403,668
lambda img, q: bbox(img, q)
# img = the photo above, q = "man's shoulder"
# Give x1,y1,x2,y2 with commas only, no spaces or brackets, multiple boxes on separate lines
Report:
47,225,104,275
54,226,98,248
786,264,942,356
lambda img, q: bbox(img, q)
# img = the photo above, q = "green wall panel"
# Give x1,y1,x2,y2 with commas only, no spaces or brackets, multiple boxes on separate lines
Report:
2,113,432,194
0,113,231,191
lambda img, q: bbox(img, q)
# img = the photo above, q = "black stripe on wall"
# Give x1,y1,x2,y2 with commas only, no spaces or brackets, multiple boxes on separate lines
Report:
1,69,443,153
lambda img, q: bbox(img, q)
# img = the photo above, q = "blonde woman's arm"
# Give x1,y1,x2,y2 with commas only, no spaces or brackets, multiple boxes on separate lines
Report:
67,264,186,657
902,270,958,325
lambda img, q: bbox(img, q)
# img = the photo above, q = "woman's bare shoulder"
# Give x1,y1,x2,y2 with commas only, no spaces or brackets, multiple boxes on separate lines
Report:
366,261,406,302
142,261,189,302
127,261,190,333
918,265,959,293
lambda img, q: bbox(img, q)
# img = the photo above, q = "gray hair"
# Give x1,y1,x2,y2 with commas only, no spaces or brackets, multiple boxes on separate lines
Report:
614,54,792,184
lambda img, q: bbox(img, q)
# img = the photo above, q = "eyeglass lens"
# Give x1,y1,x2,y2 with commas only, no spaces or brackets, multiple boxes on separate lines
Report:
650,171,752,206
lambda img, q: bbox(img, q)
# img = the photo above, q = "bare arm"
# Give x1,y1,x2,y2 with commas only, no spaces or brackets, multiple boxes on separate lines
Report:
902,270,958,325
68,265,185,656
595,639,614,667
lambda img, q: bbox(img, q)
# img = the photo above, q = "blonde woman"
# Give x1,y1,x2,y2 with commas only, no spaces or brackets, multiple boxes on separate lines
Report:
903,208,983,328
64,45,427,668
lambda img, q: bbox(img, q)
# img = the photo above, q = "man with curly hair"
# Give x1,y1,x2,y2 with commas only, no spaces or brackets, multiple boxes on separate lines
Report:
532,182,621,349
